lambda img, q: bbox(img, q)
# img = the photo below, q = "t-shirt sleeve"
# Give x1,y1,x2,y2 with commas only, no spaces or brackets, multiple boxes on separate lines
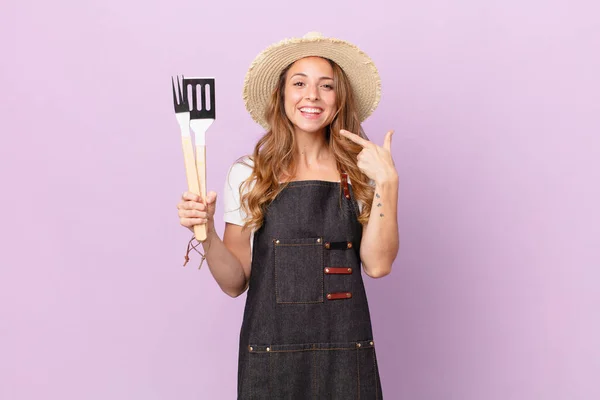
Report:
223,160,253,226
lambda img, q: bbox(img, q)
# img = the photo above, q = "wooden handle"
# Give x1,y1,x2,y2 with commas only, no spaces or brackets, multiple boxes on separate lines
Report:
195,143,208,239
181,136,207,242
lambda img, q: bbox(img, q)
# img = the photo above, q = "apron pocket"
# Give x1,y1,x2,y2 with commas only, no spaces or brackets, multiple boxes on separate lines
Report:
356,344,382,399
240,350,270,399
246,341,378,399
314,346,358,398
274,237,324,304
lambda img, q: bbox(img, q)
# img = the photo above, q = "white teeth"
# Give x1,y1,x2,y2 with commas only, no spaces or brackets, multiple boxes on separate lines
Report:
300,107,322,114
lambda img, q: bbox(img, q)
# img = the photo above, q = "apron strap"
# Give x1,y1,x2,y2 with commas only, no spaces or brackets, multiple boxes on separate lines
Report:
340,172,351,200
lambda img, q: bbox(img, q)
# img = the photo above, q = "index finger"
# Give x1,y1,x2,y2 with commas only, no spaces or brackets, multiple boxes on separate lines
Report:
182,191,201,202
340,129,370,147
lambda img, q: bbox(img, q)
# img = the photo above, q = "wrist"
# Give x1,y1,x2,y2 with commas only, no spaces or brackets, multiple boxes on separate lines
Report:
202,228,219,249
374,173,399,187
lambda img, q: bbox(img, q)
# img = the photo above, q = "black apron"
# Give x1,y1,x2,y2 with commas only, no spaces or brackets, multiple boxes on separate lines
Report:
237,178,383,399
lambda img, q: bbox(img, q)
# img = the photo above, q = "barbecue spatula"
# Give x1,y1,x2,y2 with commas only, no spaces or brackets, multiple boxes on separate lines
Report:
183,77,216,242
172,75,204,242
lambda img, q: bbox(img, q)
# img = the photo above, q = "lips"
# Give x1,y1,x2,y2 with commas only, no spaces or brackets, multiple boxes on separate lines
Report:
299,107,324,119
299,107,323,114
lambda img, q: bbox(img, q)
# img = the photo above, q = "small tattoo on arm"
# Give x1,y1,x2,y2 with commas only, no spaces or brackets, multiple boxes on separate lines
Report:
376,193,381,198
377,203,382,207
380,213,384,217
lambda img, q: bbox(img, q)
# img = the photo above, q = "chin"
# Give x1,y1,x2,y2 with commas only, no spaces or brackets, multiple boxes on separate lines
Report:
294,121,330,134
297,127,326,135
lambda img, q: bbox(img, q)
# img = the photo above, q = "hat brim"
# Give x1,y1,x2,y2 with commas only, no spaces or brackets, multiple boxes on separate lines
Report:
243,35,381,130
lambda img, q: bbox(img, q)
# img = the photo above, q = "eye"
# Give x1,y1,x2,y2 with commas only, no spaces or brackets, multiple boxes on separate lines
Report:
321,84,334,90
293,81,305,87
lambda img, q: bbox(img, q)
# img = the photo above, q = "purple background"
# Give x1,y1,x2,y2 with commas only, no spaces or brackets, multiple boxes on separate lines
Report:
2,0,599,399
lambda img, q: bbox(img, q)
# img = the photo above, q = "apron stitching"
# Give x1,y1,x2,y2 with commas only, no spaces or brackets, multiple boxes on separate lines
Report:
275,243,322,247
273,245,279,304
319,244,324,304
373,347,379,399
268,350,273,397
252,347,362,353
313,348,317,399
283,182,340,188
357,347,361,400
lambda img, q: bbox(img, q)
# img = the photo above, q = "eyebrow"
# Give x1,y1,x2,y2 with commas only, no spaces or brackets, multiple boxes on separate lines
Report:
290,73,334,80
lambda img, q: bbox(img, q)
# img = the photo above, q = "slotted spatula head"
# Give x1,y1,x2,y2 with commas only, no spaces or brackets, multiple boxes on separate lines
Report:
183,77,216,120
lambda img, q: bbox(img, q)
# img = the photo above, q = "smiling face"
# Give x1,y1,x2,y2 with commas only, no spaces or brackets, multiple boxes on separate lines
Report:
283,56,337,136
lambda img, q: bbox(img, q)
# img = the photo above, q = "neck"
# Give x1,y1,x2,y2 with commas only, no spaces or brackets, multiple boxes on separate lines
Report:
293,128,330,166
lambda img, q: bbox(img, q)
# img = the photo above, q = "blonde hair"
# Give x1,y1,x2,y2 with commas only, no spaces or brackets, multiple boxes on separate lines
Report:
240,58,374,230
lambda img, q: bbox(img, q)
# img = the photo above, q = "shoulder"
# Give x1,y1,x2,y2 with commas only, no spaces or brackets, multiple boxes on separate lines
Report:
223,157,254,218
226,156,254,186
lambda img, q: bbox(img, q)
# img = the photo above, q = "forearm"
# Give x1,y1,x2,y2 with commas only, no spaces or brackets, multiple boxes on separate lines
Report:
360,177,399,278
200,229,249,297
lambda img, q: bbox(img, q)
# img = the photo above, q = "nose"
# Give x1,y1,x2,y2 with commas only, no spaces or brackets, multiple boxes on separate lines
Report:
306,85,319,101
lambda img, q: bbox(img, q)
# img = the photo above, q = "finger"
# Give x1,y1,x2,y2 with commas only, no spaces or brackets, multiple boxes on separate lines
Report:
340,129,370,148
180,217,207,227
179,209,207,218
206,191,218,204
182,192,201,202
383,130,394,151
207,192,218,215
356,159,368,172
357,149,367,161
180,201,203,211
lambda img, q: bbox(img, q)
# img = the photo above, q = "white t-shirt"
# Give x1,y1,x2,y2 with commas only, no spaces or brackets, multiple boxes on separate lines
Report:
223,158,254,227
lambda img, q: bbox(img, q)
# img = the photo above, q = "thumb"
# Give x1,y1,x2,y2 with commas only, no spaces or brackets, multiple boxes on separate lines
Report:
206,191,218,214
206,191,218,205
383,130,394,151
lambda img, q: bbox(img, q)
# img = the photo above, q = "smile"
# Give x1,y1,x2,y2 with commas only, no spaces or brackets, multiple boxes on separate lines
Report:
299,107,323,115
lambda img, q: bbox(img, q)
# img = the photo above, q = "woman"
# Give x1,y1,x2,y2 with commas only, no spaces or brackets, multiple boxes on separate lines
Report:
177,32,398,399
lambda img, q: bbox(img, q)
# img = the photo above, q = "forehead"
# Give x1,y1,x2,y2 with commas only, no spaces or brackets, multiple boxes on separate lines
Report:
287,56,333,76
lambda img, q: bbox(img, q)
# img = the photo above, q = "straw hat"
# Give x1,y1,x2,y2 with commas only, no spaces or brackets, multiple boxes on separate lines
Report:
243,32,381,130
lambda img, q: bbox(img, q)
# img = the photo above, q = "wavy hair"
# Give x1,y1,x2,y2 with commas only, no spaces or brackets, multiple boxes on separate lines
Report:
240,58,374,230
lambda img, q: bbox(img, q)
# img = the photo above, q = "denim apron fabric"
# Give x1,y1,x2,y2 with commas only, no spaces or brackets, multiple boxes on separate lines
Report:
237,179,383,399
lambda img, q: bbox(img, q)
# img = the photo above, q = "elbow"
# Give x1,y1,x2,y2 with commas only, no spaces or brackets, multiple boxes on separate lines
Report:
363,264,392,279
223,289,243,298
223,288,246,298
361,251,396,279
222,280,249,298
